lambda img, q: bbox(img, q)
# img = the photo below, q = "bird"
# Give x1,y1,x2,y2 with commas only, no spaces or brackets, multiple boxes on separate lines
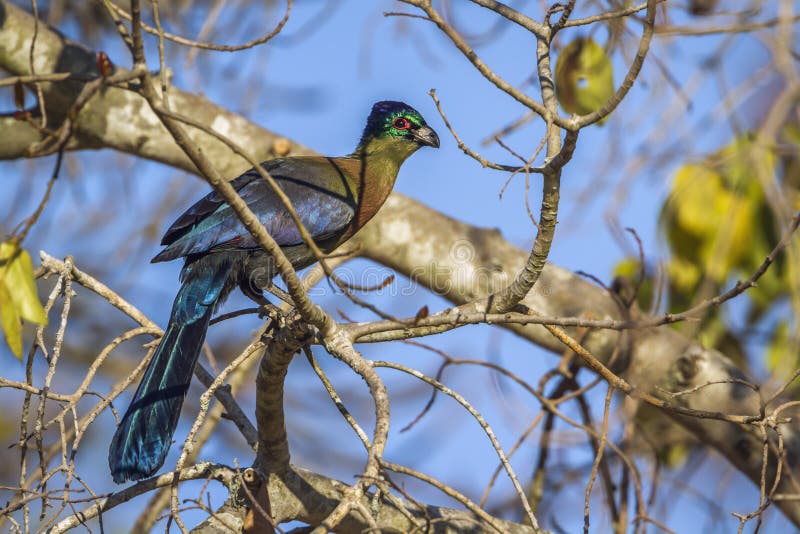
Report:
108,101,439,483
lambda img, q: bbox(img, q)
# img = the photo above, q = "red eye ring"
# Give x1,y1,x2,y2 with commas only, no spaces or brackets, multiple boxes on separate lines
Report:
393,117,410,130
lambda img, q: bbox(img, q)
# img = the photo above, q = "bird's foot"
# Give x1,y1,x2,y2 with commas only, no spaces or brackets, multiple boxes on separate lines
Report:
260,303,288,332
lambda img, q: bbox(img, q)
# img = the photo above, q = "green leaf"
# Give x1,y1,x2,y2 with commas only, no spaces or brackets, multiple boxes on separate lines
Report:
0,280,23,358
612,257,654,310
664,443,689,469
766,321,791,376
667,256,701,293
661,135,779,291
555,38,615,123
0,243,47,325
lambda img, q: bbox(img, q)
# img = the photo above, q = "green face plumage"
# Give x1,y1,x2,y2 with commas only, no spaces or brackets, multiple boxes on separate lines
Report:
381,109,425,138
356,101,440,154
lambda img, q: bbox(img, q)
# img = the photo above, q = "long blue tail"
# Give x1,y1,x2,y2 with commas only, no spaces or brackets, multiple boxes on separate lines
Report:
109,259,233,483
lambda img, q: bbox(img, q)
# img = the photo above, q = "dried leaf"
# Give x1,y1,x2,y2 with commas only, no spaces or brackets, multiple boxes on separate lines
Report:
96,51,113,77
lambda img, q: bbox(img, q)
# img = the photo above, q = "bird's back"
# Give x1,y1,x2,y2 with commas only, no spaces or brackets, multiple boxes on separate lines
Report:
153,156,368,263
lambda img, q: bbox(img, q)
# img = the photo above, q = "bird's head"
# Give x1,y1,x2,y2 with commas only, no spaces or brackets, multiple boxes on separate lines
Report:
356,101,440,158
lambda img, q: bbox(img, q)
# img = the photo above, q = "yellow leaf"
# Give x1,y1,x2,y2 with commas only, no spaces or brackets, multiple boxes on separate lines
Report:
766,321,792,376
664,443,689,468
555,38,614,122
0,281,23,358
717,134,775,191
662,134,779,290
667,256,701,293
0,243,47,325
669,164,726,238
613,257,639,279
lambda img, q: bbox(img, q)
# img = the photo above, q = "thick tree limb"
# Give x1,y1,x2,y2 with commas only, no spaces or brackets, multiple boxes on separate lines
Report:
190,466,538,534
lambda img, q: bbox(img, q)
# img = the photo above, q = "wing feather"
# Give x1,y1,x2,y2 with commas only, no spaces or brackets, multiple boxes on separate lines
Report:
153,158,358,262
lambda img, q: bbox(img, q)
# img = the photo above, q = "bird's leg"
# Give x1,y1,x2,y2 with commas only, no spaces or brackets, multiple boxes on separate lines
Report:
260,284,296,333
238,280,298,335
238,279,282,322
263,285,295,332
238,278,270,307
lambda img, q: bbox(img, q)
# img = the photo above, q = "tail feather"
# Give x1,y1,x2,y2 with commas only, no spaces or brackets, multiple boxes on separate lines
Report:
109,259,232,483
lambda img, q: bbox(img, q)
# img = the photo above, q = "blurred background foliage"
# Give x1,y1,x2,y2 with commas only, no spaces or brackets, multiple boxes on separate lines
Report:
616,126,799,374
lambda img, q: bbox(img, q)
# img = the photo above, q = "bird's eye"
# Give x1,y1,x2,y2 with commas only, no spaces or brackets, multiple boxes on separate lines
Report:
392,117,410,130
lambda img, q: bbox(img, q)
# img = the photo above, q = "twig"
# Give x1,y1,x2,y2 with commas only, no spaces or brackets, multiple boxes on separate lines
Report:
49,464,235,533
106,0,292,51
583,385,614,533
374,359,539,528
304,346,371,449
382,460,507,533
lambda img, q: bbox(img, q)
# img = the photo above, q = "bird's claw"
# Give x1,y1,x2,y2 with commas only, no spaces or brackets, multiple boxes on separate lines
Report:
260,303,287,332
